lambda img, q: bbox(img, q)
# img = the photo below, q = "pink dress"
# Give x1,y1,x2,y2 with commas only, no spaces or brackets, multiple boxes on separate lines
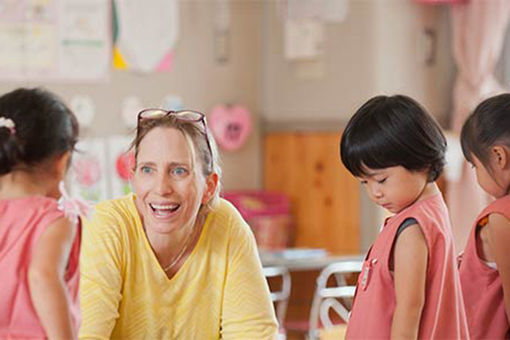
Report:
0,196,81,339
459,195,510,339
346,194,469,339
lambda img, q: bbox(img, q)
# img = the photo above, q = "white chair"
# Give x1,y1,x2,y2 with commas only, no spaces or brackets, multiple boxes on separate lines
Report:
307,260,363,340
263,266,292,329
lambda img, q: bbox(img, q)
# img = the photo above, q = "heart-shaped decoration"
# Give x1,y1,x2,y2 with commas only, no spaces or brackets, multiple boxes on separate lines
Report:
209,105,252,151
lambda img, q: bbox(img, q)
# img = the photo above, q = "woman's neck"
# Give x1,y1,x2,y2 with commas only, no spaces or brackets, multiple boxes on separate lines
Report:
0,171,57,199
145,212,205,269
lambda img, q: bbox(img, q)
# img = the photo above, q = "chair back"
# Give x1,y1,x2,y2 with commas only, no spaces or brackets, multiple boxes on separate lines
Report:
263,266,292,327
308,261,363,340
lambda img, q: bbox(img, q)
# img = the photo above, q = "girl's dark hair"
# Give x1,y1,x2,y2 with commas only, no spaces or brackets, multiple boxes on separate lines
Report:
0,88,79,175
461,93,510,169
340,95,446,181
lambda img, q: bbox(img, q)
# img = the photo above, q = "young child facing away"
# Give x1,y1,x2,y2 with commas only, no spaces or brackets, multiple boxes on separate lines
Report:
0,88,81,339
459,93,510,339
340,95,469,339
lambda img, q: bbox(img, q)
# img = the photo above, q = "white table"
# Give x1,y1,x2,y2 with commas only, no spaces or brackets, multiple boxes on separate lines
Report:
260,249,363,271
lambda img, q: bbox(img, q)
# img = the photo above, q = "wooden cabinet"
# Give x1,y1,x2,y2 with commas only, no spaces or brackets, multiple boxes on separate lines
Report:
263,131,360,255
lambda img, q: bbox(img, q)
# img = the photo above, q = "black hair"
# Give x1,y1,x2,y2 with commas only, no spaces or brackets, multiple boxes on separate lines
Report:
340,95,446,181
461,93,510,169
0,88,79,175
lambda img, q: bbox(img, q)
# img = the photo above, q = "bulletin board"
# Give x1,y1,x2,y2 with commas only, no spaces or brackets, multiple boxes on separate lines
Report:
0,0,110,81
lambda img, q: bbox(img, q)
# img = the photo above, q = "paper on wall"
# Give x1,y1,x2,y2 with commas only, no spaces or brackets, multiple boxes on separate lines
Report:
284,19,324,60
68,138,109,202
121,96,144,129
70,95,96,128
287,0,349,23
59,0,111,80
115,0,179,73
0,0,110,81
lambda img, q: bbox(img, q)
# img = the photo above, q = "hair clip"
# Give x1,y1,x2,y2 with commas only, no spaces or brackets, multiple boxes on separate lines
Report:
58,181,94,225
0,117,16,135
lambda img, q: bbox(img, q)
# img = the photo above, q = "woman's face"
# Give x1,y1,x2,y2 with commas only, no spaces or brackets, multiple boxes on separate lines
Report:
133,126,211,234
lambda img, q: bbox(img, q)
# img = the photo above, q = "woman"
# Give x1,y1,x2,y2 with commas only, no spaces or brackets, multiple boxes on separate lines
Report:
79,109,278,339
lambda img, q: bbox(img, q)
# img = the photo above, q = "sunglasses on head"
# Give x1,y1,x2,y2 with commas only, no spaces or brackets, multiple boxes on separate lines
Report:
137,108,213,170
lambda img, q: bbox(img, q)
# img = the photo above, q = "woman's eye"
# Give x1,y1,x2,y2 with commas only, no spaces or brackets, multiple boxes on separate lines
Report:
360,180,368,185
377,178,387,184
140,166,152,174
172,167,188,176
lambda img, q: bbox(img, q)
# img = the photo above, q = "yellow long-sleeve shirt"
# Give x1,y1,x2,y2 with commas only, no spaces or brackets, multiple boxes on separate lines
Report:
79,195,278,339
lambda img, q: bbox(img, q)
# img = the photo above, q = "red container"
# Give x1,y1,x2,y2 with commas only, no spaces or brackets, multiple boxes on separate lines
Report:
222,191,293,250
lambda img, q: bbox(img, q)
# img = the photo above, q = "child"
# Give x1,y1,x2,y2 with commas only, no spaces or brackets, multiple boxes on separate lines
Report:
459,93,510,339
0,88,81,339
340,95,468,339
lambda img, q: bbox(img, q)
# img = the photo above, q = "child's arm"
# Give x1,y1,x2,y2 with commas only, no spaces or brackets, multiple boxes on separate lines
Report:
391,224,428,339
487,213,510,324
28,217,76,340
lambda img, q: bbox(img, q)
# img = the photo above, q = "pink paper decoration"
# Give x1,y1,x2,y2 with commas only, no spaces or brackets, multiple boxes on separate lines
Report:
209,104,252,151
156,52,174,72
116,150,135,181
73,157,101,187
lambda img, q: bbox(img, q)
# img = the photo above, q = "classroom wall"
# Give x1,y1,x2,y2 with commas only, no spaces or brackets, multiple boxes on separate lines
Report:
259,0,455,251
260,0,454,126
0,1,264,191
0,0,456,252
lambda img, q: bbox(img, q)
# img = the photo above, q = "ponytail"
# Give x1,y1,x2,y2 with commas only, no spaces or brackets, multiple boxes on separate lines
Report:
0,123,21,175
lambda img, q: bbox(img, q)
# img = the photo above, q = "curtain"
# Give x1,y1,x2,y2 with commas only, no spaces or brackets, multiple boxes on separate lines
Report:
447,0,510,250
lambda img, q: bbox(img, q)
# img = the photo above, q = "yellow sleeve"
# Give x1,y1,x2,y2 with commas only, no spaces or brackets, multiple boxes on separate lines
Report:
78,206,124,340
220,212,278,339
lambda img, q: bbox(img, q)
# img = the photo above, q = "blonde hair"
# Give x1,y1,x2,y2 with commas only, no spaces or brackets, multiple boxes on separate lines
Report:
131,115,222,211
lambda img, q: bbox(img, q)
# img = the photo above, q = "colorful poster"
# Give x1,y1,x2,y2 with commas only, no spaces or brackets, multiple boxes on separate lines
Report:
0,0,110,81
68,138,109,202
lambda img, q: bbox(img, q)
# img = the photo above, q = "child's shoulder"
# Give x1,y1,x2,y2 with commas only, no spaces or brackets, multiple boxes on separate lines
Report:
0,195,59,211
396,194,446,223
482,195,510,219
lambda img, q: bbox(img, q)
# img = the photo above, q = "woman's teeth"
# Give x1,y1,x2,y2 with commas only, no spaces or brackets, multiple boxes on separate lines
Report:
150,203,180,215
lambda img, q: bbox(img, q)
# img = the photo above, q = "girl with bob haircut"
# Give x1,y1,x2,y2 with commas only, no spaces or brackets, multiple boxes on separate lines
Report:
459,93,510,339
340,95,468,339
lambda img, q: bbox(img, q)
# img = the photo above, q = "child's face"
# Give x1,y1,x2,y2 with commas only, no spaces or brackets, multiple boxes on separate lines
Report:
358,165,429,213
471,155,506,198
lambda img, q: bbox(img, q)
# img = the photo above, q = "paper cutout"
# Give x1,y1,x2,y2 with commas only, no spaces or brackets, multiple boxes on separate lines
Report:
115,0,179,73
161,95,183,111
209,104,252,151
155,51,173,72
121,96,143,128
108,135,135,198
113,47,128,69
70,95,95,128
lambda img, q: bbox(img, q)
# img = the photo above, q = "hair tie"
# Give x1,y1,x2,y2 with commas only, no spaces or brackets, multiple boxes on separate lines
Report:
0,117,15,135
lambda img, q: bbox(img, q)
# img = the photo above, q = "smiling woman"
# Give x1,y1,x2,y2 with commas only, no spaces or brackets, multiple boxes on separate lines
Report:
78,109,278,339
